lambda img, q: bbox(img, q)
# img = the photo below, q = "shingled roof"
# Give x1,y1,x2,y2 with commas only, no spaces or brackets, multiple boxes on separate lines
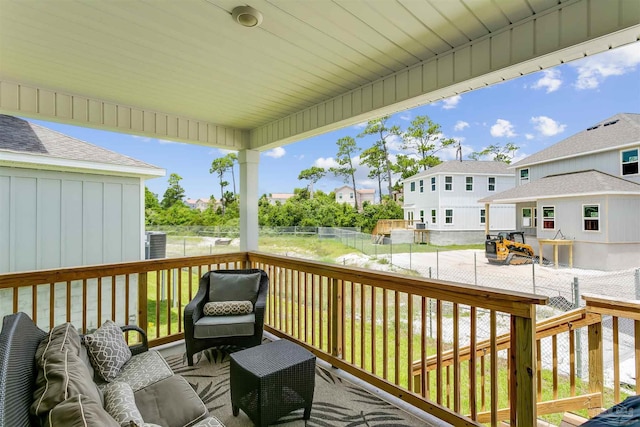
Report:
405,160,513,181
511,113,640,169
480,170,640,204
0,115,163,176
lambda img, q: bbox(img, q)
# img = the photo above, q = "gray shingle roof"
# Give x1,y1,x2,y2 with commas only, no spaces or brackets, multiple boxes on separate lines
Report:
0,114,162,170
406,160,513,181
511,113,640,168
480,170,640,203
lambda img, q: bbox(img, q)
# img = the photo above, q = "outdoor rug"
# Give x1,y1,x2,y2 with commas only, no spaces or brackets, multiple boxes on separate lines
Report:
165,347,435,427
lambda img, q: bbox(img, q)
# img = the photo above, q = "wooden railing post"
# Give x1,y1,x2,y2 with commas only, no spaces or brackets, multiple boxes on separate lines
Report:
510,309,537,426
138,272,148,334
330,278,343,358
588,318,603,417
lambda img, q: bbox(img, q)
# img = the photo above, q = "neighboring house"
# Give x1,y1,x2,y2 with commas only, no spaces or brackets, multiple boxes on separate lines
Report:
267,193,295,205
482,113,640,271
185,197,220,211
0,114,164,323
402,161,516,245
334,186,376,209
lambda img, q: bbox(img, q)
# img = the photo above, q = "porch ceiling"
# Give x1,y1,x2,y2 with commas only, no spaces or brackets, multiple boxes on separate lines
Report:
0,0,638,151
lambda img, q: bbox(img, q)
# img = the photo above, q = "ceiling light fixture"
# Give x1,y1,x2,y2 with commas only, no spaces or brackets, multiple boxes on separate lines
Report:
231,5,263,28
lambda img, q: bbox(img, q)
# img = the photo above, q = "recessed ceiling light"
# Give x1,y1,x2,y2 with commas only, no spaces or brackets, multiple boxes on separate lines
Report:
231,6,263,28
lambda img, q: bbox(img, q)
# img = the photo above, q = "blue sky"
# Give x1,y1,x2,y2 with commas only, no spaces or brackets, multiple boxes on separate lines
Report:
29,43,639,201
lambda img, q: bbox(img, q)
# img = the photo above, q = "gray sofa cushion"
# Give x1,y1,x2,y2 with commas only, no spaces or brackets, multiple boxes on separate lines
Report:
31,323,102,419
209,271,260,304
44,394,119,427
134,375,209,427
194,313,255,339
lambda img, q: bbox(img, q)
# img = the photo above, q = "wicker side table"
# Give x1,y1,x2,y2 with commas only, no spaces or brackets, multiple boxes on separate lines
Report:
230,339,316,426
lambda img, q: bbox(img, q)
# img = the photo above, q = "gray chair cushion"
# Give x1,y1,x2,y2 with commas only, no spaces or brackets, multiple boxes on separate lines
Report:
194,314,255,339
209,271,260,304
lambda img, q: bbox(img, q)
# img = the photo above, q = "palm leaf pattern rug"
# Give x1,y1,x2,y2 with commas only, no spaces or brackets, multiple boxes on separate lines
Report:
165,347,436,427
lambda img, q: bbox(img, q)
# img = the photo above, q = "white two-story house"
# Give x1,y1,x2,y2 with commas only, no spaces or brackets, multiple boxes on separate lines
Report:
481,113,640,270
402,161,515,245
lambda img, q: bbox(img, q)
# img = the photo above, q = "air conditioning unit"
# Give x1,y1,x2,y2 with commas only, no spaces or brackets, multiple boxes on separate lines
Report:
415,223,426,230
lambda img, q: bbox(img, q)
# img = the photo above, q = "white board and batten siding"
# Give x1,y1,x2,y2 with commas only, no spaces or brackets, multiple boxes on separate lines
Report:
0,167,143,272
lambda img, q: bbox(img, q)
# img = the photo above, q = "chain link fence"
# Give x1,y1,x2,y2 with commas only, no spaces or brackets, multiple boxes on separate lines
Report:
150,225,639,385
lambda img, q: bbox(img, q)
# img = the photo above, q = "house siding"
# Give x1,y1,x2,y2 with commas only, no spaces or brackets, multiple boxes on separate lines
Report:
403,171,515,239
0,167,143,273
516,147,640,186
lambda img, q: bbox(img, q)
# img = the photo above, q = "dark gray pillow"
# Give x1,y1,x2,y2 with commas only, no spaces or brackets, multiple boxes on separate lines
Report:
209,272,260,305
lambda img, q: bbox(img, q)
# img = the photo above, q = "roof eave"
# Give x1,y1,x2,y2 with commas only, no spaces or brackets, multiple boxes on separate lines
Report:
0,151,166,178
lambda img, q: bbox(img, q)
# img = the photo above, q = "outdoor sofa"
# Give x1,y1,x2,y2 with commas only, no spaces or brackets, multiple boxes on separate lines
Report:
0,311,224,427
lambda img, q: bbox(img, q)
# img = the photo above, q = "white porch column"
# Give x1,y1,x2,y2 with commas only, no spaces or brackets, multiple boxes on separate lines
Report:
238,149,260,252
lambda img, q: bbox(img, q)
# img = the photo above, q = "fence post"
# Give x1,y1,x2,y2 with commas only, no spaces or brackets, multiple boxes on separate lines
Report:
532,259,536,293
409,244,412,270
635,268,640,300
587,319,604,417
573,277,583,379
390,241,393,265
436,249,439,279
474,252,477,286
183,238,186,256
429,267,432,279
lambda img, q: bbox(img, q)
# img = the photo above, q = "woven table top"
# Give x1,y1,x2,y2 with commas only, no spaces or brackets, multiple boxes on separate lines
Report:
230,339,315,378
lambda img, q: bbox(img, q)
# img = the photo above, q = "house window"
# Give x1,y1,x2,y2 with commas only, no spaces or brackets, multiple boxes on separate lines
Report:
419,180,424,193
445,209,453,224
431,209,437,224
466,176,473,191
419,210,424,223
542,206,555,229
339,193,343,199
480,208,486,224
408,211,414,221
431,177,436,191
488,177,496,191
350,192,354,199
444,176,453,191
522,208,533,227
520,168,529,184
410,182,415,192
621,148,639,175
583,205,600,231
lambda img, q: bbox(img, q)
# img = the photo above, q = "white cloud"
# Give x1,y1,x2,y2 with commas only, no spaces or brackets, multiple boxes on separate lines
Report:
132,135,152,142
294,154,305,160
490,119,517,138
531,116,566,136
314,157,339,169
525,133,535,140
399,113,412,121
264,147,286,158
442,95,461,109
530,69,563,93
217,148,237,155
454,120,469,131
571,43,640,90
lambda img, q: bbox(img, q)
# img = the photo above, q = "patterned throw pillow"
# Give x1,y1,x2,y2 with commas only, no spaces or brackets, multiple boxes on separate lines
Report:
203,300,253,316
83,320,132,382
103,382,144,427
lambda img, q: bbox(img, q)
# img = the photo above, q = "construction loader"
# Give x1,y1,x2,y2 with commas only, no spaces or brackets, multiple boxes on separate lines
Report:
485,231,536,265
